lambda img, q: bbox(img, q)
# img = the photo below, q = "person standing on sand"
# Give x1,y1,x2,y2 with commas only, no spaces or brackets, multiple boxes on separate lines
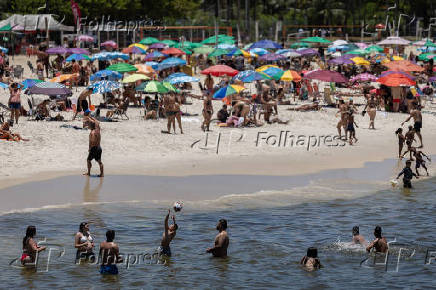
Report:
202,94,213,131
99,230,122,275
396,160,418,188
8,82,21,125
336,100,347,139
362,95,377,129
83,116,104,177
346,110,358,145
158,209,178,257
401,103,423,148
206,219,229,258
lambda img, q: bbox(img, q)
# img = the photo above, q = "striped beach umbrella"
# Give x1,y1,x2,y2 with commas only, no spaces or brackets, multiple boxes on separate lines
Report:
89,80,120,94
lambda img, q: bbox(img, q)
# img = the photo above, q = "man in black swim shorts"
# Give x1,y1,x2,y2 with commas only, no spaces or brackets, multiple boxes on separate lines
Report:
84,116,104,177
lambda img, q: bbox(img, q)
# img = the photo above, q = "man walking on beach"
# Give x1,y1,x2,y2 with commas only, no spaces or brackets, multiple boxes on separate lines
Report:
401,103,423,148
84,115,104,177
158,209,178,257
206,219,229,258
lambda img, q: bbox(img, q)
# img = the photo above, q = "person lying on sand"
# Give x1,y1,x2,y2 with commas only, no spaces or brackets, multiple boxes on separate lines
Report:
0,122,29,141
288,101,320,111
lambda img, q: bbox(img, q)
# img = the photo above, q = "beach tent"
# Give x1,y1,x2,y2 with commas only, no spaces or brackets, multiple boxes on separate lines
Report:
0,14,74,31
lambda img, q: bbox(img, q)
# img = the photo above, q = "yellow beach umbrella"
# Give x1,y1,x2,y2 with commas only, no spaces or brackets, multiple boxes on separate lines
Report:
134,64,155,75
281,70,302,82
129,43,148,50
351,57,370,65
122,73,150,83
392,55,404,61
49,73,78,83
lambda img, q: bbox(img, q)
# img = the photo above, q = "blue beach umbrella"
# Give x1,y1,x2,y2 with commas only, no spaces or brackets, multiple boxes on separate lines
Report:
157,57,187,70
232,70,272,83
0,82,8,89
89,80,120,94
145,61,159,69
249,48,269,56
90,70,123,82
21,79,43,89
66,53,90,62
249,40,282,49
164,72,200,84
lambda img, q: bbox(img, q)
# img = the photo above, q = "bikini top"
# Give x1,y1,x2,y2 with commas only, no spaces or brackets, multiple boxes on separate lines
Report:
79,233,93,243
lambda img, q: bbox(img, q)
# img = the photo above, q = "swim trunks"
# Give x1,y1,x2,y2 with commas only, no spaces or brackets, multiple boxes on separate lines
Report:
414,121,422,133
100,264,118,275
347,123,355,132
87,146,102,161
158,246,171,257
9,102,21,109
403,178,412,188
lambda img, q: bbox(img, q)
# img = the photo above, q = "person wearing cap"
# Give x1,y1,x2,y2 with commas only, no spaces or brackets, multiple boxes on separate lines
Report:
73,87,93,121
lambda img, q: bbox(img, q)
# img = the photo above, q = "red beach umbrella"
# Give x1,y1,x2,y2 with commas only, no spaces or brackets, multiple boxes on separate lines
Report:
161,47,186,56
201,65,239,77
304,70,348,83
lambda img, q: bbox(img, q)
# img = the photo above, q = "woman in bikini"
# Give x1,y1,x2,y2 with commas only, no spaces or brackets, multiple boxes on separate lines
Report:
74,222,95,263
363,94,377,129
201,94,213,131
21,226,46,266
0,122,29,141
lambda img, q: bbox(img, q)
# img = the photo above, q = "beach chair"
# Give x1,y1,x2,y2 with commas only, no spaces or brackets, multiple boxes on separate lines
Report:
113,101,129,120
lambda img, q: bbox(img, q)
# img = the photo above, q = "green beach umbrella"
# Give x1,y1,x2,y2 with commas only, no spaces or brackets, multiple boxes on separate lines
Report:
208,48,229,58
139,37,160,45
290,42,312,48
0,24,12,31
365,45,383,53
346,49,369,55
144,81,169,93
106,63,138,73
161,39,177,46
423,40,436,48
162,82,180,93
173,41,203,49
180,48,192,55
193,46,214,54
418,53,436,61
301,37,331,43
201,35,234,44
243,43,253,50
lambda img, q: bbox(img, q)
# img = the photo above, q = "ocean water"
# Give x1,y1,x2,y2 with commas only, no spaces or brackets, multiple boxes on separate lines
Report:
0,162,435,288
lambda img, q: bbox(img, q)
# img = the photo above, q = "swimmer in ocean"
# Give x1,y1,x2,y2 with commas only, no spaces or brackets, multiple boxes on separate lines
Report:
396,160,418,188
206,219,229,258
158,209,178,257
300,247,321,270
352,226,367,247
366,226,388,253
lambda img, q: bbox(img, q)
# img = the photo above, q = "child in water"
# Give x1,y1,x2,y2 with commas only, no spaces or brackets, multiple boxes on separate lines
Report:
396,160,418,188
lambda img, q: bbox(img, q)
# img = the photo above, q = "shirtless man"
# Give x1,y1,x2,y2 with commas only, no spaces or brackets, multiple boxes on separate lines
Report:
201,94,213,131
72,87,93,121
84,116,104,177
366,226,388,253
346,110,358,145
414,150,431,176
71,59,80,88
352,226,367,247
206,219,229,258
401,126,416,160
99,230,123,275
401,103,423,148
336,100,348,139
158,209,178,257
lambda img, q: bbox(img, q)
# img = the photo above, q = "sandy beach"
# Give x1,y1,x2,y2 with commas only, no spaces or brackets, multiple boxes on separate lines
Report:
1,55,436,191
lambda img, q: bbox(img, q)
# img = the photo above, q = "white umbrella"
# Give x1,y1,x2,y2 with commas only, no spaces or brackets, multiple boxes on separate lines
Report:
377,36,410,46
332,39,348,46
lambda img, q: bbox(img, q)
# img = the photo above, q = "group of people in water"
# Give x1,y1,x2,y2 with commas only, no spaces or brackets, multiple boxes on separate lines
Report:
21,208,390,274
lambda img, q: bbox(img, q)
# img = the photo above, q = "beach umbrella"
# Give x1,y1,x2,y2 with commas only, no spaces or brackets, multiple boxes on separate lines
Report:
243,43,253,50
281,70,302,82
276,50,301,58
256,65,279,72
201,65,238,77
249,39,282,49
173,42,203,49
143,81,169,93
217,43,236,50
355,43,369,49
164,72,200,84
122,74,150,83
305,70,348,83
107,63,137,73
49,73,78,83
232,70,271,83
89,80,120,94
144,51,165,60
365,45,383,53
350,73,377,83
259,53,286,61
134,64,155,75
149,42,167,49
298,48,319,56
249,48,269,56
161,47,185,56
392,55,404,61
90,70,122,82
351,57,370,65
66,54,90,62
0,46,7,53
421,40,436,48
162,82,179,93
76,35,94,42
101,40,118,48
332,40,348,46
122,46,146,54
128,43,148,50
384,60,424,72
345,49,368,55
69,48,90,55
0,82,8,89
139,37,160,45
90,52,111,61
377,73,416,87
27,82,72,96
429,76,436,82
201,35,234,44
21,79,43,89
290,42,312,49
328,56,353,65
180,48,192,55
157,57,187,70
380,70,415,80
262,67,285,80
161,39,177,46
301,37,331,44
144,61,159,69
212,85,246,99
107,52,129,60
46,47,69,55
208,48,229,58
193,46,214,54
377,36,410,46
418,53,436,61
413,39,433,46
